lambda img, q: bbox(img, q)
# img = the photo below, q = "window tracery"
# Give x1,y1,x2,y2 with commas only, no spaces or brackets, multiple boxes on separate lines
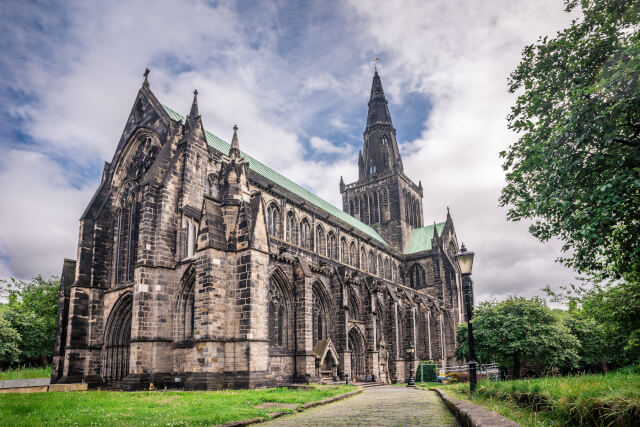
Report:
266,203,280,237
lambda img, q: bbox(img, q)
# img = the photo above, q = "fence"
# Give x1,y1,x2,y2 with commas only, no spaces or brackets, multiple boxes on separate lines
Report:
422,361,501,382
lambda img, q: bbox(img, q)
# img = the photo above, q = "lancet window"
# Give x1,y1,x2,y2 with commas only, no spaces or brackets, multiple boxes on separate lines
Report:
266,203,279,237
114,181,140,285
408,264,427,289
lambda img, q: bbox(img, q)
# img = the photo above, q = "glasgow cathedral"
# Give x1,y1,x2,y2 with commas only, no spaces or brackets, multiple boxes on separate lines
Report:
51,69,465,390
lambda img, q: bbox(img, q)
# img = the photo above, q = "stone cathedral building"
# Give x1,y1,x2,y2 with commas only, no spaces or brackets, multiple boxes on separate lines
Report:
51,69,465,390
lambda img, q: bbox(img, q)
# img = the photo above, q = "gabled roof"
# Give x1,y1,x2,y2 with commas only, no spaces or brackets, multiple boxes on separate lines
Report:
163,105,388,245
405,222,446,254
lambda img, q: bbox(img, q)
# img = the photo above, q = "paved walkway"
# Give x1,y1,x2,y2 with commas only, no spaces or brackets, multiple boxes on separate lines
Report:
263,385,457,426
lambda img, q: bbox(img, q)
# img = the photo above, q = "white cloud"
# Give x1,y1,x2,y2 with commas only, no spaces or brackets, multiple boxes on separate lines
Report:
0,0,583,305
0,150,96,279
348,0,580,300
308,136,352,155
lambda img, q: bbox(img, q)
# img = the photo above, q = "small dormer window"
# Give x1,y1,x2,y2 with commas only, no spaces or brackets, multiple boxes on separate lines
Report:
381,135,388,146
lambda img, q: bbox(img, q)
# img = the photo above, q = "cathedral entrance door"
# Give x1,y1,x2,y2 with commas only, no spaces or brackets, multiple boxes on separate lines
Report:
101,293,132,384
348,328,366,381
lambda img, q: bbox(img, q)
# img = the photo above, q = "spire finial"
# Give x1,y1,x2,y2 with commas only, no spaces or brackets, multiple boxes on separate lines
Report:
230,124,241,158
143,68,150,88
189,89,199,118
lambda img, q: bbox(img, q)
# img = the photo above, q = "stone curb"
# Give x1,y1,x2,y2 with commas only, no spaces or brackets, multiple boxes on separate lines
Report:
217,388,363,427
429,388,520,427
0,378,87,394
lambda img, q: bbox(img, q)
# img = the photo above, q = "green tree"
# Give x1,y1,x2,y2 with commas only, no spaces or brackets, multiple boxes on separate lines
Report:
455,297,580,378
1,276,59,366
0,308,21,368
500,0,640,283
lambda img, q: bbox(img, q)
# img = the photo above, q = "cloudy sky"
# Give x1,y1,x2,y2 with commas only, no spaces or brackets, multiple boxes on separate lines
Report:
0,0,580,302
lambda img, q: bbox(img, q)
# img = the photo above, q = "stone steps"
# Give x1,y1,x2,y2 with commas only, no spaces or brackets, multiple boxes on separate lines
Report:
356,381,387,388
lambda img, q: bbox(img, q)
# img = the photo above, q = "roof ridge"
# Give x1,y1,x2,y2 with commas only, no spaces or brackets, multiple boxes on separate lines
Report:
162,105,388,245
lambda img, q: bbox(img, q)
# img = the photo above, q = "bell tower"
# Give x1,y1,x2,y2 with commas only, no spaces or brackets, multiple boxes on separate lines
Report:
341,70,424,253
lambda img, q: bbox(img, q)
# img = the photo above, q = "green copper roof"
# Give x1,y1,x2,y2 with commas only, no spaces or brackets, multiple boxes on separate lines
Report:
163,105,388,245
406,222,446,254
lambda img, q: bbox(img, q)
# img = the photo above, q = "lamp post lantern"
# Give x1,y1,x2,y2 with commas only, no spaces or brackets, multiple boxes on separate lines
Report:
406,343,416,387
455,243,477,394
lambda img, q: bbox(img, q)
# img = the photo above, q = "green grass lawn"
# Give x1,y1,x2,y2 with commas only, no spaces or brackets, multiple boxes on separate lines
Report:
0,366,51,381
426,366,640,426
0,385,356,426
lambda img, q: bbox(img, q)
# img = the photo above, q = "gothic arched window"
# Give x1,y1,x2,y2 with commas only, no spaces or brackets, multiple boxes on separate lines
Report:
373,192,380,224
312,283,329,347
327,232,337,260
300,219,311,249
380,188,389,221
360,247,367,271
268,274,292,350
350,242,358,267
408,264,427,289
369,251,376,275
266,203,279,237
176,269,196,342
341,238,348,263
114,184,140,284
361,194,370,225
383,258,390,280
316,225,326,255
286,211,296,243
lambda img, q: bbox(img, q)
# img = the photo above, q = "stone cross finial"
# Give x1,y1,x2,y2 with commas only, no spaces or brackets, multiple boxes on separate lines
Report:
143,68,150,88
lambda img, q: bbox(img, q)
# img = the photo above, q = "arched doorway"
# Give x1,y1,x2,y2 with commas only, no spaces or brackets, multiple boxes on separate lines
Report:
348,327,366,381
101,293,132,384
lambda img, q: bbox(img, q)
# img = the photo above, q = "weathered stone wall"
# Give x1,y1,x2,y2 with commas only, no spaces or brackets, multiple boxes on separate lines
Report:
52,78,464,390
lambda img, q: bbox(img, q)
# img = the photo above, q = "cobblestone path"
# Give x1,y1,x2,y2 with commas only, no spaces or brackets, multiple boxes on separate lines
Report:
264,385,457,426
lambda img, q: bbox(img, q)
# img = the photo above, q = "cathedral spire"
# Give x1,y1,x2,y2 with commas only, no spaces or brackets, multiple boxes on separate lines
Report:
229,124,241,158
366,69,393,130
360,70,403,180
189,90,199,118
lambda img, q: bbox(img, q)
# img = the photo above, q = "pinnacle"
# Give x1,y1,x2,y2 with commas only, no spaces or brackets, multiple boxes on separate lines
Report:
230,124,241,158
189,89,199,118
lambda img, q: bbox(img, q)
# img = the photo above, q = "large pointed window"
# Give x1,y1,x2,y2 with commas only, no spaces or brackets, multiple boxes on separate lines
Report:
268,273,292,350
266,203,280,237
176,268,196,342
114,183,140,284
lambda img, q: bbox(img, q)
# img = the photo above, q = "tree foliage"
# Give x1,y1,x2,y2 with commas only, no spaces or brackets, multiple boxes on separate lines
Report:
0,308,21,368
500,0,640,282
456,297,580,377
0,276,59,366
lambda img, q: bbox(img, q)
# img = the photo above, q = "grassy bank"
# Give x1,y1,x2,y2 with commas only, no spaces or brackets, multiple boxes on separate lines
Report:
0,366,51,380
0,385,356,426
430,366,640,426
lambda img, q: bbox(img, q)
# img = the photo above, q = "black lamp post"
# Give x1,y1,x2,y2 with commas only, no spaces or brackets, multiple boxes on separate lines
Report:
455,243,477,393
406,343,416,387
